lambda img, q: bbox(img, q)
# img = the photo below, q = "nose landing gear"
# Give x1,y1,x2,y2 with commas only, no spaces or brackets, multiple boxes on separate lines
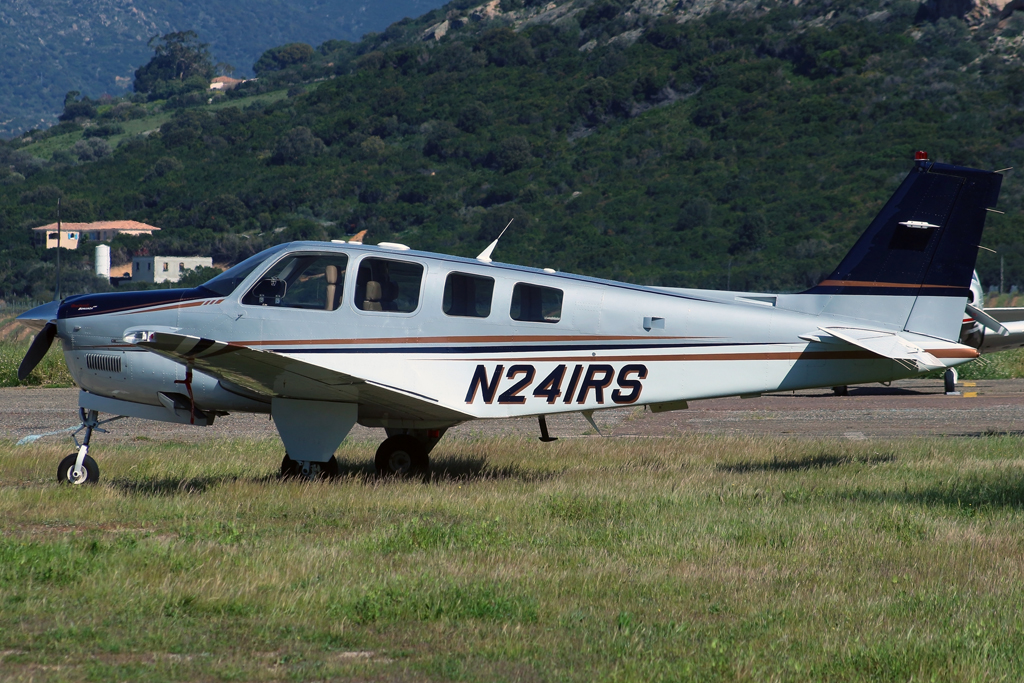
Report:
56,409,124,485
58,452,99,484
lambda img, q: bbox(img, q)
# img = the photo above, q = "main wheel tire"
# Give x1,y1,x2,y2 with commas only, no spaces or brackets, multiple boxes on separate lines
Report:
944,369,957,394
57,453,99,485
375,435,429,477
280,454,338,480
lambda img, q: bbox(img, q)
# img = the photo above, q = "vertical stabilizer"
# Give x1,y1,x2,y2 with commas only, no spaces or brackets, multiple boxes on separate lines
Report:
802,154,1002,340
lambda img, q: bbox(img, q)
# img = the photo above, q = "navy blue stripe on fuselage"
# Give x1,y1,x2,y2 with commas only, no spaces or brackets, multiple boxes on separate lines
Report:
58,288,215,319
267,341,760,355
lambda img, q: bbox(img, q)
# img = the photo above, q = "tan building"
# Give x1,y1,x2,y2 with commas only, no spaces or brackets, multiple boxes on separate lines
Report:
32,220,161,249
132,256,214,284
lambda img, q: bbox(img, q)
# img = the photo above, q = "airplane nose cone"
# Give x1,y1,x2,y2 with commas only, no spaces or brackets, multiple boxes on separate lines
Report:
15,301,60,333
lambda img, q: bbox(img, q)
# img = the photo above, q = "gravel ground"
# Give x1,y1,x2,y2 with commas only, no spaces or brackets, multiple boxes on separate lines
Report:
3,379,1024,449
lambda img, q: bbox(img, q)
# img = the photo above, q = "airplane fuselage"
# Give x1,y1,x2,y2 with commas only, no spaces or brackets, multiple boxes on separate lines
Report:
56,241,976,431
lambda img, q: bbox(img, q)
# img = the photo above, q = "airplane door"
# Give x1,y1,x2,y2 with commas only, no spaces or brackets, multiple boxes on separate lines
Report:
237,252,351,346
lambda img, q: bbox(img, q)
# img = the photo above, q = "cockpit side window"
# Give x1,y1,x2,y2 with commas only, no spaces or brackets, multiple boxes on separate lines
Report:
354,258,423,313
443,272,494,318
510,283,562,323
198,243,291,297
242,253,349,310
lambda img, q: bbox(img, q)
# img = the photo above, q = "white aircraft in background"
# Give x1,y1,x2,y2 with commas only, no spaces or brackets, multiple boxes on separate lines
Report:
940,271,1024,391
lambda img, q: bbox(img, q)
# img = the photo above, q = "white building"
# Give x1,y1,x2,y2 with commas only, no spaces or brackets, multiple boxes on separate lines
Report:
132,256,214,284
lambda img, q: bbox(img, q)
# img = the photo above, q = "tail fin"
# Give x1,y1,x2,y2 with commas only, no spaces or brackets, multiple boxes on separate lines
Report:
802,153,1002,340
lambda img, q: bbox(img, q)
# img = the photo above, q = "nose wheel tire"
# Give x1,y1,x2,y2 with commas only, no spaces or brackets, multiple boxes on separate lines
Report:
57,453,99,485
375,435,429,477
280,454,339,480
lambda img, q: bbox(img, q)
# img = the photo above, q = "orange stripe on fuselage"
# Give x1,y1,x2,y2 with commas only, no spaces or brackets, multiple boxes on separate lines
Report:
111,299,223,315
816,280,958,289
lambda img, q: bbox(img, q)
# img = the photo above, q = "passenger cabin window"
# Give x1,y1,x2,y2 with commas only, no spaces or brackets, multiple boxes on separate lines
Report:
510,283,562,323
355,258,423,313
443,272,494,318
242,253,349,310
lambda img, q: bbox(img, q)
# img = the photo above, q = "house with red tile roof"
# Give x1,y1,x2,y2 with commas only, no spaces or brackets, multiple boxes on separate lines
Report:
32,220,160,249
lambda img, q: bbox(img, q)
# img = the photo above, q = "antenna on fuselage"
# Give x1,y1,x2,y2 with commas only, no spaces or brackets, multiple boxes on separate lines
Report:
476,219,513,263
53,197,62,301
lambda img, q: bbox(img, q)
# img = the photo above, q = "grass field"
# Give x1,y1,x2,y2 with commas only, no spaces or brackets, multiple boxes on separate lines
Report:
2,433,1024,681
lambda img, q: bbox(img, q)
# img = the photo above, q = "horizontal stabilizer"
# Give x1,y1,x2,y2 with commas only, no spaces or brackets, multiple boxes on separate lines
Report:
817,326,945,372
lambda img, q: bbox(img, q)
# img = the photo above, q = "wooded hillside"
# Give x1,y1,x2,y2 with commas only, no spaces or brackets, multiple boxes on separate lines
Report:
1,0,1022,301
0,0,445,137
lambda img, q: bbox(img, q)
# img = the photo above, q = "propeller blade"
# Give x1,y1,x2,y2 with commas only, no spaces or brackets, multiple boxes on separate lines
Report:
18,322,57,381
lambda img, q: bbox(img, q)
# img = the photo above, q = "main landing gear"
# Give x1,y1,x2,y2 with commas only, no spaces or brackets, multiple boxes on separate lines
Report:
280,454,339,480
278,430,446,480
374,429,446,477
375,436,429,476
57,409,123,485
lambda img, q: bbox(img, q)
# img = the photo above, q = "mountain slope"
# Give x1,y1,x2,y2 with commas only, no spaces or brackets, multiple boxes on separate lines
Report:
0,0,446,137
1,0,1024,301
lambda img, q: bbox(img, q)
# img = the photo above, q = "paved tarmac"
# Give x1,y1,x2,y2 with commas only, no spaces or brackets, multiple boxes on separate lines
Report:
2,379,1023,448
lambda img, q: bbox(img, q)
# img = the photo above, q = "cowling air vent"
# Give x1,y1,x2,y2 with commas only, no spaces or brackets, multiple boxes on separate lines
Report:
85,353,122,373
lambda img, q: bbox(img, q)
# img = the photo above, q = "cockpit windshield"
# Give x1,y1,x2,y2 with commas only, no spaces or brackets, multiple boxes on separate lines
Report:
196,244,291,297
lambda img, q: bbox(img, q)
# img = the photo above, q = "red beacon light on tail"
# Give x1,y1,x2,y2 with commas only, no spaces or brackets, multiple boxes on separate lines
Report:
915,150,929,161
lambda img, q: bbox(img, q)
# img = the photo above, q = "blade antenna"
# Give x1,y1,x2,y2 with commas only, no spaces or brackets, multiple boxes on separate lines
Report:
53,197,62,302
476,219,513,263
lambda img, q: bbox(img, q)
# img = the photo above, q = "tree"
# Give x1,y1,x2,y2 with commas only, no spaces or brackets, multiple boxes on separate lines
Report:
177,266,223,289
59,91,96,121
495,136,532,172
254,43,315,75
272,127,326,165
134,31,215,94
72,139,111,163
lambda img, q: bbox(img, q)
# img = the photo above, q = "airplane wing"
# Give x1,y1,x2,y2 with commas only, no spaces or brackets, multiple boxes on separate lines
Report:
123,329,472,424
966,304,1009,336
979,307,1024,325
810,326,945,372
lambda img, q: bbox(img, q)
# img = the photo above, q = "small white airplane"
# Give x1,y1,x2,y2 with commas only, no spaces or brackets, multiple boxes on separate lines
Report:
930,271,1024,392
959,271,1024,354
16,152,1004,483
